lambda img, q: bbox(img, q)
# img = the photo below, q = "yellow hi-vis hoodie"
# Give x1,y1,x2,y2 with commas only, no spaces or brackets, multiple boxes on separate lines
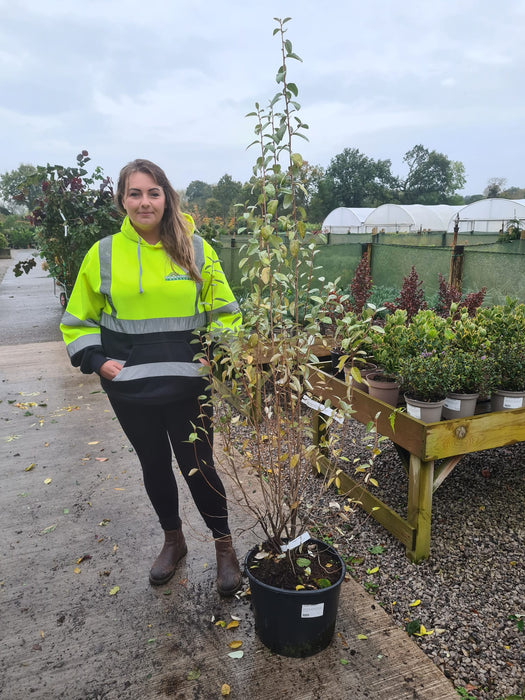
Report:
60,214,241,403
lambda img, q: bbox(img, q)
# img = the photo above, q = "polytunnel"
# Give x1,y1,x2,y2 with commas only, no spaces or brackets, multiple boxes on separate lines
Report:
363,204,460,232
447,198,525,233
321,207,375,233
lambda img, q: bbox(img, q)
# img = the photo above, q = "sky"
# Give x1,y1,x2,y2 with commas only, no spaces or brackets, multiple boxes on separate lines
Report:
1,0,524,196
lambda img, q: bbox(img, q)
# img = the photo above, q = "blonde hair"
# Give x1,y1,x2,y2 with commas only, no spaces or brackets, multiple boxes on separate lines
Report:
116,159,202,283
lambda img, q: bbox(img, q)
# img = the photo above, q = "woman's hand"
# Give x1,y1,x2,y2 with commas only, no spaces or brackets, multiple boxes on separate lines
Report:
99,360,124,380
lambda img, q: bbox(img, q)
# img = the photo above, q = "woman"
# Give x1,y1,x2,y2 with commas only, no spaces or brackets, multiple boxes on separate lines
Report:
60,159,242,596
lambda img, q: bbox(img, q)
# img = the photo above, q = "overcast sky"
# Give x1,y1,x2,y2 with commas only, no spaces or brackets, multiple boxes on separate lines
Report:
2,0,524,196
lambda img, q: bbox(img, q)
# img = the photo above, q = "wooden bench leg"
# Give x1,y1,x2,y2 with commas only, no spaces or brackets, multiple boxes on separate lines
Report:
406,454,434,562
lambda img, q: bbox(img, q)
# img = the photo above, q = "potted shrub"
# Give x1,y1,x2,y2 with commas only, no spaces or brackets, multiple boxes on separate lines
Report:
365,309,406,406
490,342,525,411
208,19,364,658
442,349,495,419
397,349,455,421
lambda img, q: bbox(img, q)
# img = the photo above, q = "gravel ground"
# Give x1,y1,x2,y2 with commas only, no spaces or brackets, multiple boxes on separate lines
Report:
303,418,524,700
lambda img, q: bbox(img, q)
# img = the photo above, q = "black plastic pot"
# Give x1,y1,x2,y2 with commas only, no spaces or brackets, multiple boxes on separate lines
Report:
245,539,346,657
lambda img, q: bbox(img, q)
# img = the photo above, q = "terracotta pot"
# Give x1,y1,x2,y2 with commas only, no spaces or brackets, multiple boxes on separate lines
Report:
366,372,400,406
442,392,479,420
491,389,525,412
404,394,446,422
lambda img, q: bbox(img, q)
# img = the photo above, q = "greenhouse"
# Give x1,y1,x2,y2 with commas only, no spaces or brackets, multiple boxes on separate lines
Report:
321,206,375,233
362,203,462,233
447,198,525,233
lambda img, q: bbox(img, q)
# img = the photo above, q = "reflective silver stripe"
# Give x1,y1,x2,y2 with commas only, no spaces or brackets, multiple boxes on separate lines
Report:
67,333,102,358
100,312,208,334
98,236,117,316
111,362,206,382
61,311,100,328
212,301,240,316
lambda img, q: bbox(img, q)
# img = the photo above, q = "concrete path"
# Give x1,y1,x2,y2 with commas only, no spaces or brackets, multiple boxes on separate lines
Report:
0,252,457,699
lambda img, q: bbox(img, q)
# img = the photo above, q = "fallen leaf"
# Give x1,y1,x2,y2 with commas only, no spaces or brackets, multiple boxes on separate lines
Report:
25,463,36,472
226,620,239,630
340,658,349,665
215,620,226,628
409,599,421,607
413,624,434,637
228,641,242,649
109,586,120,596
230,614,241,621
44,478,52,485
356,634,368,640
227,650,243,659
74,567,81,574
366,566,379,574
40,524,57,535
95,457,108,462
187,669,201,680
221,684,231,696
88,441,99,445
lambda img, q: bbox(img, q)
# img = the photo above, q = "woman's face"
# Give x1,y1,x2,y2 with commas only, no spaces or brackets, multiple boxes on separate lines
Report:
121,171,166,241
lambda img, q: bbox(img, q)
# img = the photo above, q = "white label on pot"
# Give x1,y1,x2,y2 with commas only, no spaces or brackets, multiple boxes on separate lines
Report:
444,398,461,411
406,403,421,419
281,531,311,552
301,603,324,619
503,396,524,409
301,395,344,424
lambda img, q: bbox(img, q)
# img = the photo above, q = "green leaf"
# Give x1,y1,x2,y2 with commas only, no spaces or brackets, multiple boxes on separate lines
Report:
187,669,201,680
316,578,332,589
296,557,311,568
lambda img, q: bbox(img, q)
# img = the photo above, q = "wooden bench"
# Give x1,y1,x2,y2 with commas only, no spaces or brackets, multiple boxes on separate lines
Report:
307,361,525,562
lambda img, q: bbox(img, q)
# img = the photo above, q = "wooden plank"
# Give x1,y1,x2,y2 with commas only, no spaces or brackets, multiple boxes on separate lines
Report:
424,406,525,460
406,456,434,561
315,454,416,550
307,363,428,457
433,455,464,493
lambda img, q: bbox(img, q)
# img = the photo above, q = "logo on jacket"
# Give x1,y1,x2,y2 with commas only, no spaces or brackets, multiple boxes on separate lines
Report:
164,273,191,281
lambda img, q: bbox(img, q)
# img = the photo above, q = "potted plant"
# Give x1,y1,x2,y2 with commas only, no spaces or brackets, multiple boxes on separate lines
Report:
208,19,364,658
490,342,525,411
365,309,406,406
397,350,455,421
442,349,495,419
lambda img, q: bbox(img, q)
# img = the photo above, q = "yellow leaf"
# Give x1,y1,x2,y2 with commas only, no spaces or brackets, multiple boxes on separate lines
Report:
367,566,379,574
368,478,379,487
260,267,270,284
25,463,35,471
74,567,81,574
414,625,434,636
109,586,120,596
44,478,52,485
228,641,242,649
188,468,198,476
409,599,421,607
221,684,231,696
226,620,239,629
215,620,226,627
296,584,305,590
356,634,368,640
88,441,99,445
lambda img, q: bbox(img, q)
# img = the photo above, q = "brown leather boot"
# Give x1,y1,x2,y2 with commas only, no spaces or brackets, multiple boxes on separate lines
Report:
215,535,241,596
149,528,188,586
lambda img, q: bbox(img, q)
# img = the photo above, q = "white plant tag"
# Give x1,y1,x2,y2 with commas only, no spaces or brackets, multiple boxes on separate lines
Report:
406,403,421,419
301,603,324,618
444,398,461,411
281,531,311,552
301,395,344,424
503,396,524,409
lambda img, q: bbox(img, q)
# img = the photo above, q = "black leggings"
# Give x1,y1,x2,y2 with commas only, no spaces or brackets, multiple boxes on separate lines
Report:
108,395,230,538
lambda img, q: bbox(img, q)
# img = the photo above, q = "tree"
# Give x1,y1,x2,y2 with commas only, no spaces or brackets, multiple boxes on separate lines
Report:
324,147,400,208
185,180,213,209
0,163,40,213
484,177,507,198
402,144,466,204
214,174,243,219
501,185,525,200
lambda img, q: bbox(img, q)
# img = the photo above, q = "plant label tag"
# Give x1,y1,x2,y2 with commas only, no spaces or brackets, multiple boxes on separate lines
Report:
301,603,324,619
406,403,421,419
301,395,344,424
503,396,524,408
444,398,461,411
281,531,310,552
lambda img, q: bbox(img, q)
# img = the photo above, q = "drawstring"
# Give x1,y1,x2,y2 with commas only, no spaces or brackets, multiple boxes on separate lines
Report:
137,240,144,294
